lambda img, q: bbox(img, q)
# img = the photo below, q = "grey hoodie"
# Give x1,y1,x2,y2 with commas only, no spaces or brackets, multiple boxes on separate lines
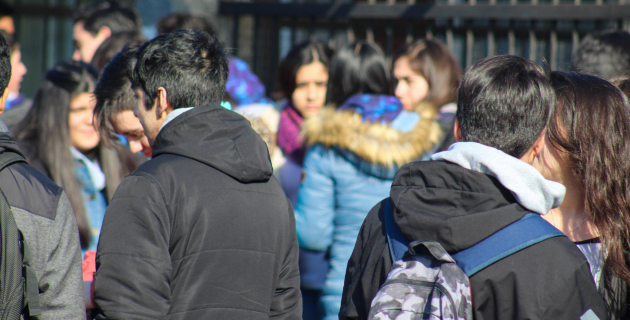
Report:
0,120,84,319
431,141,566,215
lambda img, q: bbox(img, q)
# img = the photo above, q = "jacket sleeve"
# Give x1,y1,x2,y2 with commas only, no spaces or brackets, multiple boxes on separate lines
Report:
294,146,335,252
541,259,608,320
270,199,302,319
37,192,85,319
340,200,392,320
94,174,172,320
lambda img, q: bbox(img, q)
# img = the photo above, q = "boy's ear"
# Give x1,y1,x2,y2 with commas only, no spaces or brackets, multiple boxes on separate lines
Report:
97,26,112,40
156,87,173,117
454,119,462,142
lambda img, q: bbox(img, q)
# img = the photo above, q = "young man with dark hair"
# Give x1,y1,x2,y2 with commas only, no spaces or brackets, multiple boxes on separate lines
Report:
0,33,84,319
572,30,630,82
339,55,607,320
90,32,145,72
93,45,152,157
72,0,141,63
93,30,301,319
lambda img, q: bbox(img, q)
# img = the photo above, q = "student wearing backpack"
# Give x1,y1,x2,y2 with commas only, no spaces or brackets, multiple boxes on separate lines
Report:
339,55,608,320
0,34,84,318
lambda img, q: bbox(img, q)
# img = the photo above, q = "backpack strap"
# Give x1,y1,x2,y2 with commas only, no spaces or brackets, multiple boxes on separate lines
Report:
383,198,410,262
451,213,564,277
383,198,565,277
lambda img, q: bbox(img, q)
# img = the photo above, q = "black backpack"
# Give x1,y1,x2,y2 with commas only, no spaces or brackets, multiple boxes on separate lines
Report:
0,151,41,319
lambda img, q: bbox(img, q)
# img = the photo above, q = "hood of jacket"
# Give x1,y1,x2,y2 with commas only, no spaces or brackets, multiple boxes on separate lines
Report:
0,119,25,156
302,99,443,169
152,103,273,183
390,142,566,252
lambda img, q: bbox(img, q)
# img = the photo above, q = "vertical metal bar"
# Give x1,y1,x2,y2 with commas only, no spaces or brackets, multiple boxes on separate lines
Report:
253,15,259,73
386,20,393,60
270,16,280,96
290,16,297,47
232,14,239,55
347,19,355,42
487,29,495,57
406,20,413,44
466,28,474,68
508,28,516,55
446,27,454,53
328,18,335,48
529,29,537,61
550,29,558,70
367,20,374,43
308,16,315,38
42,0,50,73
572,22,580,57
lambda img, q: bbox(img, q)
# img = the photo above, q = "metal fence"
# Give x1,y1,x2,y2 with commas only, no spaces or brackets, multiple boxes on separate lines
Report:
218,0,630,97
11,0,94,98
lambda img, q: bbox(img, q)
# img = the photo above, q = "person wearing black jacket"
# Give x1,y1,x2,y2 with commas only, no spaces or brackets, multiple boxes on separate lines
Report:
340,55,607,320
93,30,301,319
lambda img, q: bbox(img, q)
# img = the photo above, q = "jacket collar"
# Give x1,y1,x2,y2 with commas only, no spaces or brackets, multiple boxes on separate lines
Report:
431,142,565,215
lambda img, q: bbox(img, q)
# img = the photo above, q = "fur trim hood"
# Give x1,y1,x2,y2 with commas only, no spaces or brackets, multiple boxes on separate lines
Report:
302,107,444,167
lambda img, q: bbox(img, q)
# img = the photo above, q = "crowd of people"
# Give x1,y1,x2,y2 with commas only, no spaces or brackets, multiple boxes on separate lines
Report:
1,0,630,319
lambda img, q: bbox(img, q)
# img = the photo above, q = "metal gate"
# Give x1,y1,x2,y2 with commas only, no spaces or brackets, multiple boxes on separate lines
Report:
219,0,630,97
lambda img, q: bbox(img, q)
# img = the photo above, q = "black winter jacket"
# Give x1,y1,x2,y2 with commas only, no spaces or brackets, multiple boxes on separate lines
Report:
94,104,302,319
340,160,607,320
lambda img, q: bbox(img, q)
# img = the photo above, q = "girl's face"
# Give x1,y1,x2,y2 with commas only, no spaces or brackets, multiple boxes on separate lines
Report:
69,92,100,153
291,60,328,118
394,56,429,111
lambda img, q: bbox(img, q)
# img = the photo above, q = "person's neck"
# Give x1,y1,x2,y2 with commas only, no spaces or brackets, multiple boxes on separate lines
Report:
544,174,598,242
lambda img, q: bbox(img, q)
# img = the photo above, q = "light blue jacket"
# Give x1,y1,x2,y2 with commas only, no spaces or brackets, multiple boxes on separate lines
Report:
295,98,439,320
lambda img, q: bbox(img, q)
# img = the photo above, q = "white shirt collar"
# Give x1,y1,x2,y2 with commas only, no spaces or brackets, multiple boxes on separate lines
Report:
159,107,194,134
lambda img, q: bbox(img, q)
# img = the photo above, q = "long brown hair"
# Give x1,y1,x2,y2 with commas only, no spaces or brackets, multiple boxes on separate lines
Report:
550,71,630,316
396,39,462,109
15,61,137,248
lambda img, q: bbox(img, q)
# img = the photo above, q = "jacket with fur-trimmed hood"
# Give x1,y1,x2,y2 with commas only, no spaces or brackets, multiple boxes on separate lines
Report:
294,94,445,320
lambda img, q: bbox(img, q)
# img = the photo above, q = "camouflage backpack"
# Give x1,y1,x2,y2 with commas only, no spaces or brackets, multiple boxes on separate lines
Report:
368,199,564,320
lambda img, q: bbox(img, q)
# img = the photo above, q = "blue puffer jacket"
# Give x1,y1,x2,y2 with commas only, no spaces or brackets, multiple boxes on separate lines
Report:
295,94,444,320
